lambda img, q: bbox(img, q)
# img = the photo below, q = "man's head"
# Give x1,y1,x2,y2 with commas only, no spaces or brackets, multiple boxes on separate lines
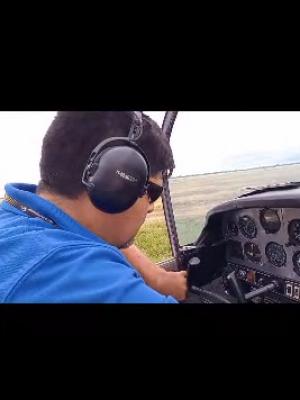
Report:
38,112,174,247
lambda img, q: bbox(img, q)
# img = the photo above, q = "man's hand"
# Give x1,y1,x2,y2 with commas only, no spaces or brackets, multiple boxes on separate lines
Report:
121,244,188,301
156,269,188,301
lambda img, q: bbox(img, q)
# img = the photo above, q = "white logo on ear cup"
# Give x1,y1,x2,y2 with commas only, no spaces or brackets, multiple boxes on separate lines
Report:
116,170,138,183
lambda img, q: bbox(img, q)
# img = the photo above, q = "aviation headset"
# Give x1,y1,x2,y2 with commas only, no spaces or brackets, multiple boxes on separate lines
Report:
82,111,150,214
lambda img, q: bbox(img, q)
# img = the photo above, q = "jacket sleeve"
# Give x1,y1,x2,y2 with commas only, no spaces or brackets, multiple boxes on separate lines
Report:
6,244,178,304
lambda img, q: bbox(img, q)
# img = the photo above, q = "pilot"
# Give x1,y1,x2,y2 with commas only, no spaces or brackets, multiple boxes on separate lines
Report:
0,111,187,303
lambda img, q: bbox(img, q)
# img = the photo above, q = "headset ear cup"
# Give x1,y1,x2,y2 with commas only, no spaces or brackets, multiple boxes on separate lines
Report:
82,139,149,213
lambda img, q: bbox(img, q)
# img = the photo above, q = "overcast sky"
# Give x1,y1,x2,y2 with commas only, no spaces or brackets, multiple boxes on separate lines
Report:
0,111,300,195
167,111,300,176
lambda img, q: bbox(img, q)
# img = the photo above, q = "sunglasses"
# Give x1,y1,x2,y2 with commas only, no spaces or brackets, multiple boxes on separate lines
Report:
145,181,164,204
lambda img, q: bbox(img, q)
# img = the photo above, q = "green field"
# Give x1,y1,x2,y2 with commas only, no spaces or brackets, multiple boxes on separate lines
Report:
134,216,203,262
135,219,172,262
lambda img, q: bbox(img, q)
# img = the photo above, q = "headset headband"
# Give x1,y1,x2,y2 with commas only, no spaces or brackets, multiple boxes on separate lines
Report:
128,111,143,141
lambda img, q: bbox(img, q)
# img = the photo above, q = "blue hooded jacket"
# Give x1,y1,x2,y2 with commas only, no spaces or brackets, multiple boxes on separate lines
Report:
0,183,177,303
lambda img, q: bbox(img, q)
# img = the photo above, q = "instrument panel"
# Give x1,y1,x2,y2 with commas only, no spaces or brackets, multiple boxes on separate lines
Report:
223,208,300,301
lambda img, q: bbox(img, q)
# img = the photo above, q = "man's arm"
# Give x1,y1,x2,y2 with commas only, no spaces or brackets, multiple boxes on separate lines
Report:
121,244,187,301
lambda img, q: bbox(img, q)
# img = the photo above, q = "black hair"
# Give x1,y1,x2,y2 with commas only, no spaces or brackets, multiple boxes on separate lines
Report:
38,111,174,198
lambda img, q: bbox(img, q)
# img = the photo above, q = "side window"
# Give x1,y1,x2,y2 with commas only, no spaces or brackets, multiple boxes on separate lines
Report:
134,111,173,263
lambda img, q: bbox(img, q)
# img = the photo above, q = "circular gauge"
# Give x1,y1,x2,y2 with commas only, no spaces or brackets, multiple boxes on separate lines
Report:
259,208,281,234
238,216,257,239
227,240,244,260
265,242,287,267
292,251,300,276
244,242,262,263
288,219,300,245
226,221,238,237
